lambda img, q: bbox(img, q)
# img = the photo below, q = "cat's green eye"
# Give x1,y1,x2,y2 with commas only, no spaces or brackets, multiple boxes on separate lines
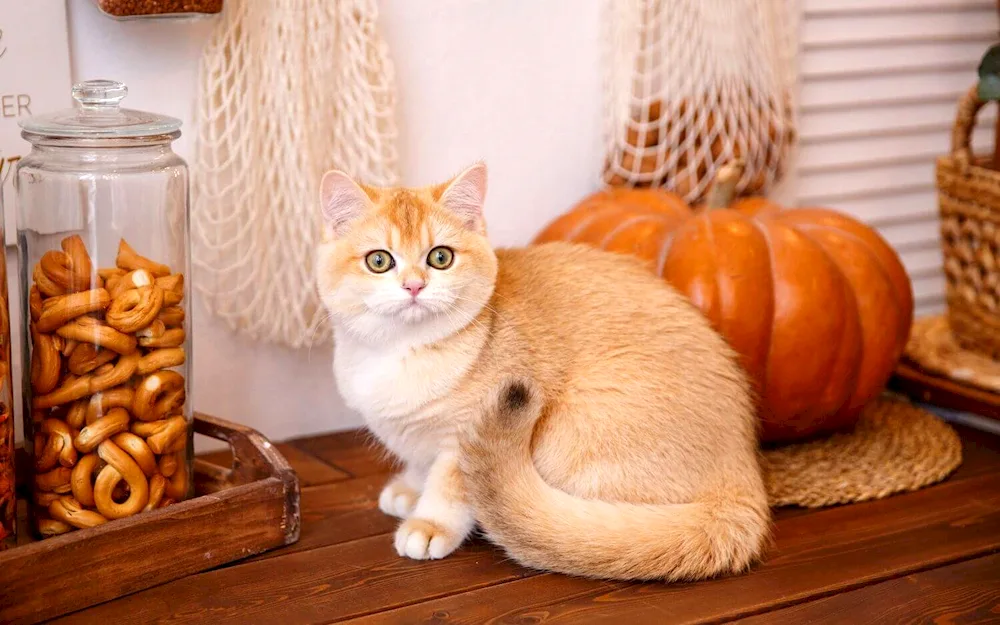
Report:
365,250,395,274
427,246,455,270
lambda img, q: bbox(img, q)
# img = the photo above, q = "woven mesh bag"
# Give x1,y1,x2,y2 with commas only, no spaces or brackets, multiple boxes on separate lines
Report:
936,85,1000,358
601,0,798,202
191,0,399,348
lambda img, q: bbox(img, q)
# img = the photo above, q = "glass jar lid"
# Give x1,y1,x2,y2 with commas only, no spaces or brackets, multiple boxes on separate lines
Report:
18,79,182,140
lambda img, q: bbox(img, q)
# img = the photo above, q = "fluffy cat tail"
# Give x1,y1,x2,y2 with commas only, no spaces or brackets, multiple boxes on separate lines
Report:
460,377,771,582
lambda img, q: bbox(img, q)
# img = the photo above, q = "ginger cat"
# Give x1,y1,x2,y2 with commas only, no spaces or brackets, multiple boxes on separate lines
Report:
315,163,771,581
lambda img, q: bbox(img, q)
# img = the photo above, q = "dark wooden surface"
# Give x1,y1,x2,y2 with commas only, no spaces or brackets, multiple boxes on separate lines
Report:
734,553,1000,624
2,413,300,625
47,423,1000,625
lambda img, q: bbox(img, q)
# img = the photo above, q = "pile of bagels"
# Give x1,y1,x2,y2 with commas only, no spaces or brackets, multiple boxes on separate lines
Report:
29,235,188,535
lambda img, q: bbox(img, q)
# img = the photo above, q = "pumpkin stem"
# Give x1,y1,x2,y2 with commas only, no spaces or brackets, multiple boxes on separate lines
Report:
706,160,746,209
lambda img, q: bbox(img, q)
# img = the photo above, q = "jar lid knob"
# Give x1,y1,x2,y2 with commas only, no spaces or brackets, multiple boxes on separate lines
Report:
20,78,182,138
72,79,128,111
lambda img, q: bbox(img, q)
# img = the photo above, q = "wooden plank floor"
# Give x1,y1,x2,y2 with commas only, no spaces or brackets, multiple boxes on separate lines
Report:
49,424,1000,624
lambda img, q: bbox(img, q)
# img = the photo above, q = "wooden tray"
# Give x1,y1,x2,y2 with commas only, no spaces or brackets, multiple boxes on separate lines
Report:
890,360,1000,423
0,413,300,625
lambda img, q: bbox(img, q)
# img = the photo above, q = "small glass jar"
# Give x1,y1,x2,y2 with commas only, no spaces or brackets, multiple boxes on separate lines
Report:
0,161,14,549
16,79,192,538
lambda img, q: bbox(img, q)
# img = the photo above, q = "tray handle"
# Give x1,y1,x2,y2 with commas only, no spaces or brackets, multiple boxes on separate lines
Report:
193,412,296,488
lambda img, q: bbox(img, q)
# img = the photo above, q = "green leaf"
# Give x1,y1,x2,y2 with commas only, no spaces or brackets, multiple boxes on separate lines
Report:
979,43,1000,78
979,75,1000,101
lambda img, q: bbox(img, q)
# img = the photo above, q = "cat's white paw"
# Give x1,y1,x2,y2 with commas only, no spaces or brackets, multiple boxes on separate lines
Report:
378,480,418,519
394,518,464,560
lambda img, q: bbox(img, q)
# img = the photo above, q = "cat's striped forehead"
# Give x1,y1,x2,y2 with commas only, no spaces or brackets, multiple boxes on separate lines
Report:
360,186,455,251
381,189,434,242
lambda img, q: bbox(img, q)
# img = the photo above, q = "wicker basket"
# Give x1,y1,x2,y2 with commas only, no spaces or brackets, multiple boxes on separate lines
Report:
936,85,1000,359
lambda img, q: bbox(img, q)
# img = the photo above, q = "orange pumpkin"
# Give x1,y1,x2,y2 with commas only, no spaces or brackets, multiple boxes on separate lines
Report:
534,164,914,442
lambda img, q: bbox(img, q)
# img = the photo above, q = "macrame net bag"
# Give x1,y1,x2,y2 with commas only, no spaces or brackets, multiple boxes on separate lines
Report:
192,0,399,348
602,0,798,201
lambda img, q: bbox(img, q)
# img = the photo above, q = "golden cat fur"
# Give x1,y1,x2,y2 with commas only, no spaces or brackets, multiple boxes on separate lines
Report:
315,163,771,581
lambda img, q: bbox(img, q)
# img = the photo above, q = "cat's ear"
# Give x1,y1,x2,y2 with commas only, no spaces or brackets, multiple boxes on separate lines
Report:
320,170,371,237
439,162,488,233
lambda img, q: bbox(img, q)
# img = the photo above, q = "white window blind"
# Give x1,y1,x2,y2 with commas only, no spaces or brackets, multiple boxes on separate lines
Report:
792,0,1000,316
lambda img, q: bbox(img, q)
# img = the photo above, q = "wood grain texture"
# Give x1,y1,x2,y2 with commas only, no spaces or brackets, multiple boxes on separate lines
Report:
288,429,398,478
242,474,397,563
344,473,1000,624
1,480,287,625
735,553,1000,624
48,424,1000,625
53,536,537,624
199,443,350,487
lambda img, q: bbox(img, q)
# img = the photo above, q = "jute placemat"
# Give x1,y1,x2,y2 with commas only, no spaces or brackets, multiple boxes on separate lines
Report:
905,315,1000,394
762,395,962,508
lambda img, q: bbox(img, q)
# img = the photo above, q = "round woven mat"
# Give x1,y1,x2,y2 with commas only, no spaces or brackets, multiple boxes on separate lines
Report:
762,395,962,508
905,315,1000,394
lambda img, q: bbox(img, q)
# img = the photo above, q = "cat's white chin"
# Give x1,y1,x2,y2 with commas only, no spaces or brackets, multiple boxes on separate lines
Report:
334,295,483,347
396,301,433,324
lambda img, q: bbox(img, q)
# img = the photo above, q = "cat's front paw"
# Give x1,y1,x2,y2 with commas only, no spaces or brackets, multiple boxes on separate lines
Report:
394,518,465,560
378,478,419,519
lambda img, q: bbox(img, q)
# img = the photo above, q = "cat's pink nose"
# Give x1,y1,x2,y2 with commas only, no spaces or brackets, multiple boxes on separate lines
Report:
402,280,425,298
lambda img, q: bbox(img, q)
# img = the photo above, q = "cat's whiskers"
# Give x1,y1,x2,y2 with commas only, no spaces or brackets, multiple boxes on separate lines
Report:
442,278,507,315
449,293,505,322
441,301,500,356
449,276,514,305
341,312,399,345
436,303,469,346
303,310,335,360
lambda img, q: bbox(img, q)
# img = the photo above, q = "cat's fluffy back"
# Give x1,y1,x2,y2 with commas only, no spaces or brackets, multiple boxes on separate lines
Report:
493,240,745,369
488,241,759,458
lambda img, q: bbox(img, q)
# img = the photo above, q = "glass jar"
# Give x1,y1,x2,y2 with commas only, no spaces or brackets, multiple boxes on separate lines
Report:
15,79,192,538
0,161,14,549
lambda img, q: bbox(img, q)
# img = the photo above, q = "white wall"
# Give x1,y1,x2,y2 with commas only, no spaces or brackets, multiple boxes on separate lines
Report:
7,0,605,446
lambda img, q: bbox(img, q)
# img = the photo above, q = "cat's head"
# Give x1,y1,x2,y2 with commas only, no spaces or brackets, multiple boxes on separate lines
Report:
315,163,498,345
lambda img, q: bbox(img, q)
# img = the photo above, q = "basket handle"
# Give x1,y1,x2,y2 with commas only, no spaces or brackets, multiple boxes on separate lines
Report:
951,85,986,166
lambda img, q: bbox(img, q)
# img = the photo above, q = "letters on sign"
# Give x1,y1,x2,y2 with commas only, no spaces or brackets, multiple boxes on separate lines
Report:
0,2,73,244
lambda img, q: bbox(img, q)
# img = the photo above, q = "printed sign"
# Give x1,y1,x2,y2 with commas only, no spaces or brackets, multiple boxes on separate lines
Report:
0,2,73,245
